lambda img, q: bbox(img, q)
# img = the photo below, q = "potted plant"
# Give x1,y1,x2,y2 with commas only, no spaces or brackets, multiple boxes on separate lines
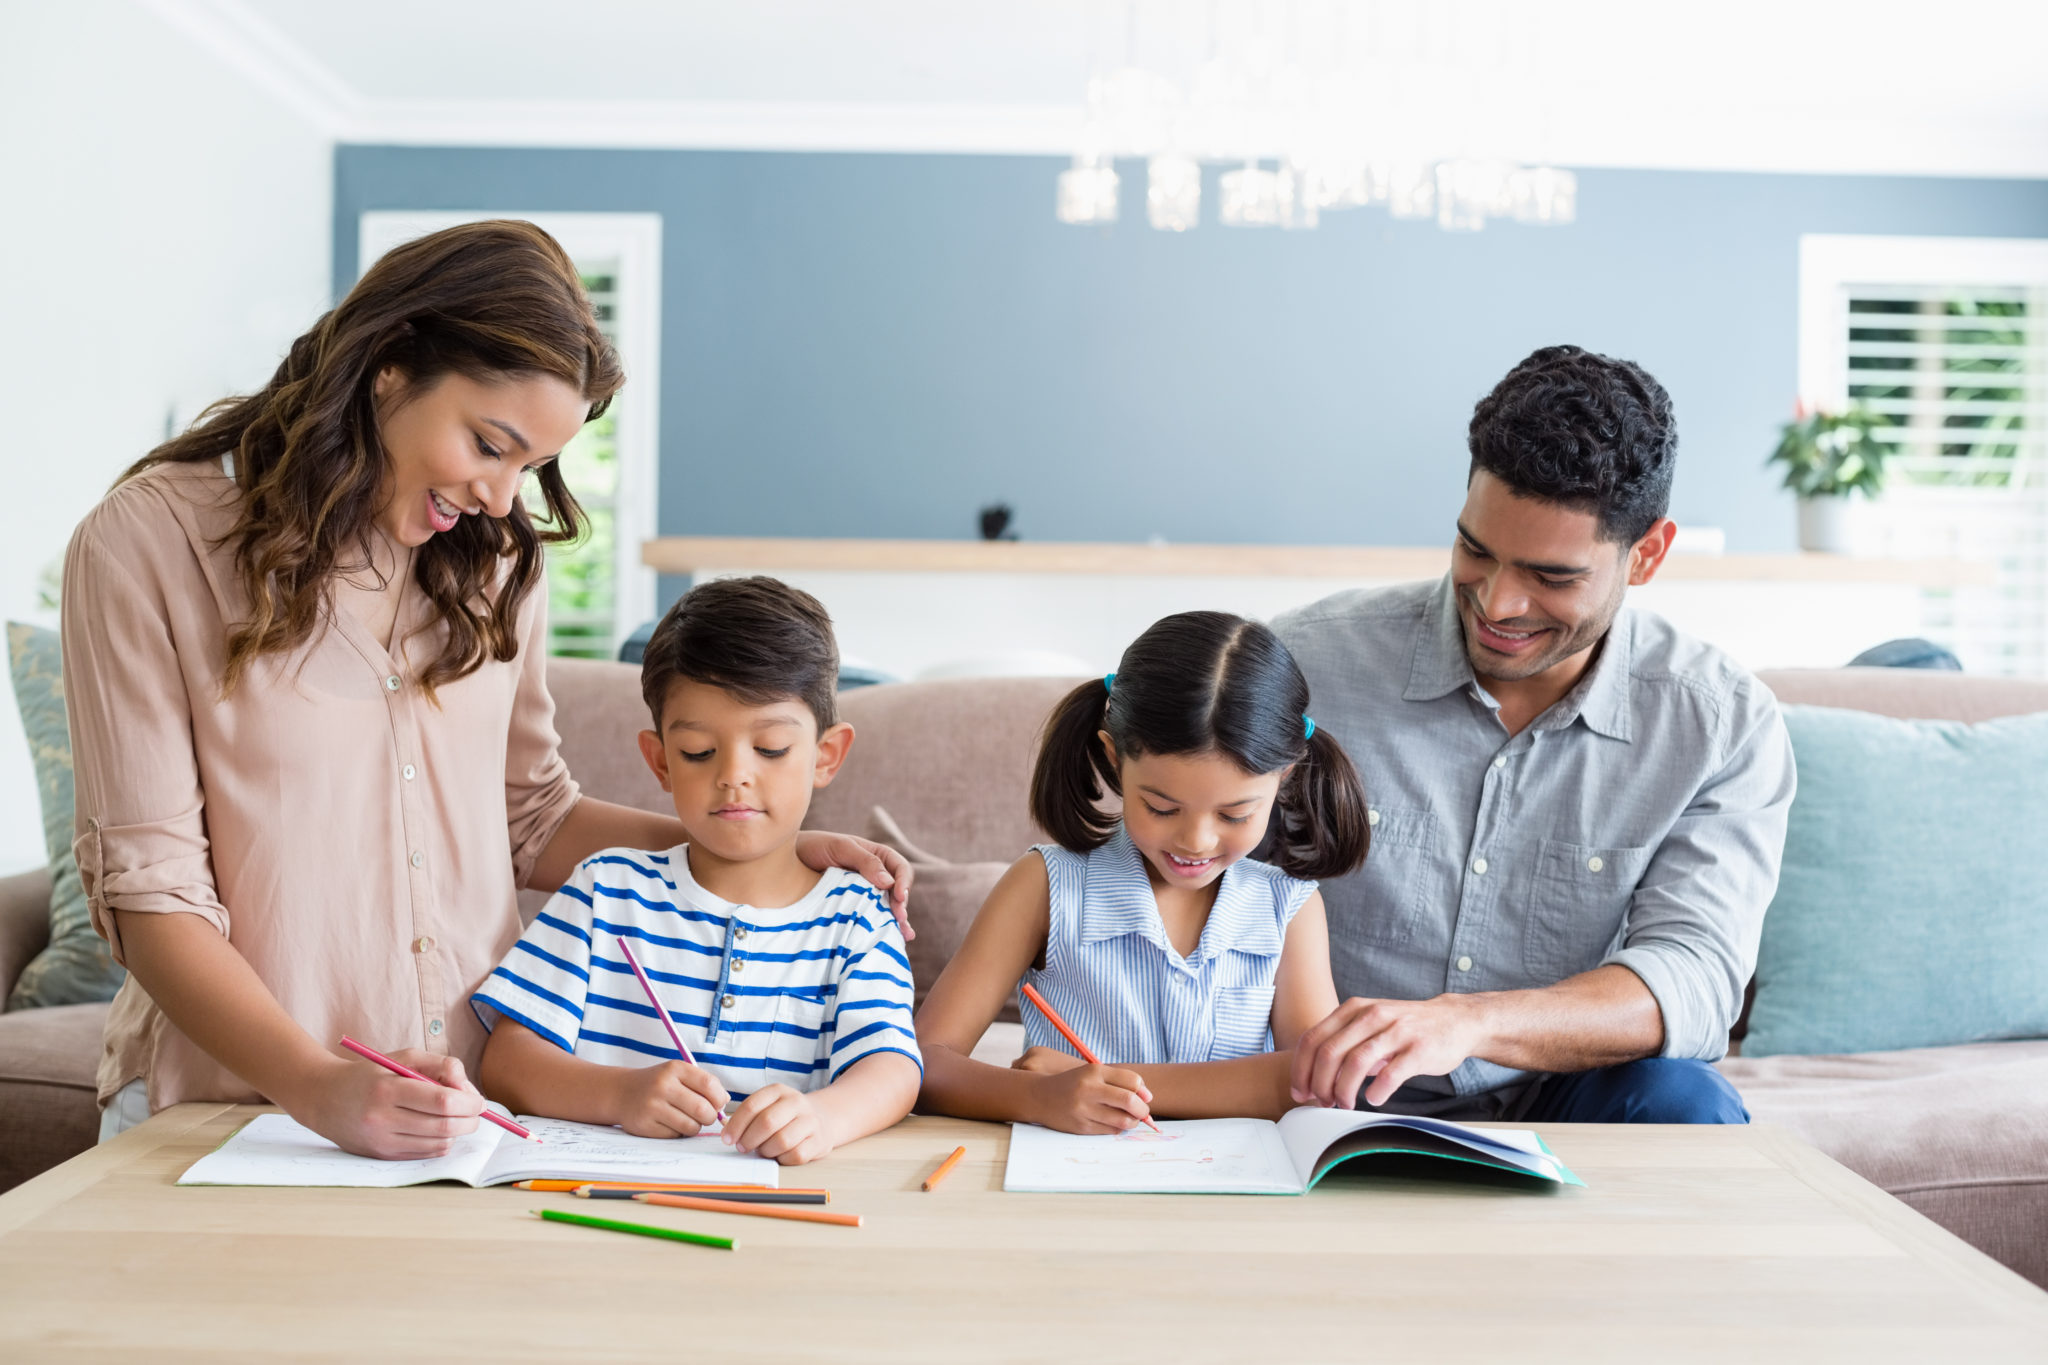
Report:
1768,403,1889,553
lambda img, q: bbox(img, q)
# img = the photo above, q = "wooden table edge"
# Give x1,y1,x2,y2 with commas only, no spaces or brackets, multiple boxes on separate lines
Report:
0,1101,237,1236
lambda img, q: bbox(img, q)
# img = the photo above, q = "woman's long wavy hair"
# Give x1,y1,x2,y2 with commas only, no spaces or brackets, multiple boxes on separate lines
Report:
122,219,624,697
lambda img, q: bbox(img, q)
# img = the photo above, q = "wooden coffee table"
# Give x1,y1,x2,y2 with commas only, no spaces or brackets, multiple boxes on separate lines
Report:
1,1106,2041,1362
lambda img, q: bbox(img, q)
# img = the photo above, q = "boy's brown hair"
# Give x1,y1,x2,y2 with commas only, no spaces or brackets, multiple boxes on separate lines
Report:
639,576,840,732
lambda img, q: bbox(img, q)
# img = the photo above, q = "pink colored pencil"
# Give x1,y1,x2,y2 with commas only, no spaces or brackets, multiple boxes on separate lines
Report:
1017,983,1162,1133
616,937,723,1131
337,1035,538,1142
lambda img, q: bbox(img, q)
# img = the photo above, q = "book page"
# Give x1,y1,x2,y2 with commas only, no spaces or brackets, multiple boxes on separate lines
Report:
1274,1107,1571,1186
1002,1119,1299,1194
477,1116,780,1187
177,1113,502,1188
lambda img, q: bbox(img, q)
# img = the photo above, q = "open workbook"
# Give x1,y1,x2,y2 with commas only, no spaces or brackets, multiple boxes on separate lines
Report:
1004,1107,1582,1194
177,1109,779,1189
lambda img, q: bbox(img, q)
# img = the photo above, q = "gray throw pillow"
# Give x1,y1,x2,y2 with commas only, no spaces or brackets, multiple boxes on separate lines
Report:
5,622,124,1009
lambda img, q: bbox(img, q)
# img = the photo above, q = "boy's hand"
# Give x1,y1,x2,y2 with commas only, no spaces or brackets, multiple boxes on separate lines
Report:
609,1061,729,1138
721,1084,834,1164
1011,1046,1086,1076
1029,1064,1154,1135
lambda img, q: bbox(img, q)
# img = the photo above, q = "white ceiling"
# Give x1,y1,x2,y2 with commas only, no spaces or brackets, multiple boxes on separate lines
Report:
141,0,2048,176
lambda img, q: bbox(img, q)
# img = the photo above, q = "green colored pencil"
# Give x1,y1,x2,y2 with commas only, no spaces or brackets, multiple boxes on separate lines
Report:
534,1208,736,1250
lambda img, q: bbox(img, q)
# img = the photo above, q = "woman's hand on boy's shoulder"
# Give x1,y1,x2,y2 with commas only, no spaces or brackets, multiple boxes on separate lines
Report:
609,1060,729,1139
721,1084,832,1165
793,829,916,938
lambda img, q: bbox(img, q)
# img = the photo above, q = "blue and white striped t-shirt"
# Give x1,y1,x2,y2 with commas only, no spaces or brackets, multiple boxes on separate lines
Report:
472,846,920,1102
1020,827,1315,1067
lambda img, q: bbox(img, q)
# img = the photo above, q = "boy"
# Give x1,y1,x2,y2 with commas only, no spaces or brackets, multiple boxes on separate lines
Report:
474,577,920,1163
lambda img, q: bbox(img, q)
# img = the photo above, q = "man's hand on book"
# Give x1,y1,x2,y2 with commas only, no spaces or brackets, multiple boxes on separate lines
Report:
1289,995,1489,1111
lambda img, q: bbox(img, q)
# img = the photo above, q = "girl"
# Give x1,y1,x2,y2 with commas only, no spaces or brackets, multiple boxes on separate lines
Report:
915,611,1370,1133
64,220,912,1159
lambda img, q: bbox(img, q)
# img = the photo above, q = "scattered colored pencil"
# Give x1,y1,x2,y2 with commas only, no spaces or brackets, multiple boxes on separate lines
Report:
922,1145,967,1191
513,1179,789,1194
534,1208,735,1250
578,1187,827,1205
1017,983,1162,1133
617,935,724,1131
339,1035,538,1142
634,1192,862,1228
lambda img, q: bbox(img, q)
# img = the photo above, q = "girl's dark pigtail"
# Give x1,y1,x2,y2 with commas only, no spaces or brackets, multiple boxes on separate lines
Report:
1028,679,1123,852
1271,727,1371,880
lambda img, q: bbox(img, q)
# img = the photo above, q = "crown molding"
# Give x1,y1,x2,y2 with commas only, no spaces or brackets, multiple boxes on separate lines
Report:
135,0,361,135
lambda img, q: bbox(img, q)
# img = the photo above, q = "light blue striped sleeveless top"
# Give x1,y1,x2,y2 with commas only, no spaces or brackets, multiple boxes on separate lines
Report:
1019,827,1316,1066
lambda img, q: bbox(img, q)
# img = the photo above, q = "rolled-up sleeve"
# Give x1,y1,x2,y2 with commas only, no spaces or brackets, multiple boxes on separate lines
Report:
503,584,581,891
60,501,229,963
1606,684,1797,1061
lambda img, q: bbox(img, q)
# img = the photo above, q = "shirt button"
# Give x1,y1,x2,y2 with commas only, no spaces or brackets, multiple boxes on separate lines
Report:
402,764,416,781
1493,755,1507,769
410,850,424,869
735,927,749,940
1367,809,1381,827
1456,955,1473,972
426,1018,444,1037
384,675,401,692
730,958,744,973
1588,856,1605,872
721,994,736,1009
413,936,434,954
1472,857,1488,876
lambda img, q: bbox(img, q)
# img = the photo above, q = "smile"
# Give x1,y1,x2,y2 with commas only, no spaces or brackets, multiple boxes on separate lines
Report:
1163,851,1217,876
427,489,464,532
1470,612,1551,654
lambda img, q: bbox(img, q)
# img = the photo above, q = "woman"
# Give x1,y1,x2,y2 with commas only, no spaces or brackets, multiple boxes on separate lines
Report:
63,221,911,1158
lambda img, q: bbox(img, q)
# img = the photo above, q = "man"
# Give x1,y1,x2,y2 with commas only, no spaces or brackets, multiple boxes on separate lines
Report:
1274,345,1795,1123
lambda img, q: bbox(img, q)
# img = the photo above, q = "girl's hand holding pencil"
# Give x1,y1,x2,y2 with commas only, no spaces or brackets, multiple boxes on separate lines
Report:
609,1060,731,1139
1024,1061,1157,1135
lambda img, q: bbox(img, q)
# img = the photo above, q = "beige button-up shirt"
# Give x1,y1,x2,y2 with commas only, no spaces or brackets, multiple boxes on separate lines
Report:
62,459,580,1110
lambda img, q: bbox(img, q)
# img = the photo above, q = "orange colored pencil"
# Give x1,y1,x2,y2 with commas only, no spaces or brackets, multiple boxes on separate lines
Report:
634,1192,862,1227
512,1179,784,1194
1018,982,1162,1133
921,1145,967,1191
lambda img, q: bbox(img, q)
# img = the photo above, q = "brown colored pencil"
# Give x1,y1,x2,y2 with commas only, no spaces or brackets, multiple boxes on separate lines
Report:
922,1145,967,1191
634,1192,862,1227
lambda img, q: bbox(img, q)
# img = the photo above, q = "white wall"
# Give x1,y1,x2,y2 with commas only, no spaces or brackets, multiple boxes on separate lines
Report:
0,1,333,873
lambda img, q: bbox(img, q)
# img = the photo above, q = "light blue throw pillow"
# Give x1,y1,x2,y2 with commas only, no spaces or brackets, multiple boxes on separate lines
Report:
5,622,124,1009
1745,703,2048,1057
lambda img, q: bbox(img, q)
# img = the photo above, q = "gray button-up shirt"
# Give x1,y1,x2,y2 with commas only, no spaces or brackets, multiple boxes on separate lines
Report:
1272,576,1795,1116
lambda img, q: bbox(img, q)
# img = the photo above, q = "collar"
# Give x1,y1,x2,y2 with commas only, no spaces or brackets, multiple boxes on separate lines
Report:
1076,829,1285,964
1403,573,1634,743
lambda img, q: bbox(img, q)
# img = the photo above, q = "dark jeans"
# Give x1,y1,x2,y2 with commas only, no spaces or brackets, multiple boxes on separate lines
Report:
1521,1057,1750,1124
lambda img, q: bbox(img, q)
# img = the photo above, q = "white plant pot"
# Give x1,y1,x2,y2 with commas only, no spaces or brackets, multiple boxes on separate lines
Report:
1797,496,1860,554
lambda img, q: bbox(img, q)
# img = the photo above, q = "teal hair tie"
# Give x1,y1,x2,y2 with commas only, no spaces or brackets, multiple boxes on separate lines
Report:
1304,716,1316,740
1103,673,1115,693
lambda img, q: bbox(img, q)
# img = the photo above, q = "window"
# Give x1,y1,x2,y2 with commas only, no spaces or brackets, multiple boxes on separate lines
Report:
1800,236,2048,675
356,212,662,658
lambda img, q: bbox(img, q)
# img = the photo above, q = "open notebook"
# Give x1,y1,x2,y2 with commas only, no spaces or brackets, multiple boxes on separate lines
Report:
177,1110,779,1189
1004,1107,1581,1194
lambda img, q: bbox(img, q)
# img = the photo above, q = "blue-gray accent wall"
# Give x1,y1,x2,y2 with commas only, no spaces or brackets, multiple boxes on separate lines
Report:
334,147,2048,563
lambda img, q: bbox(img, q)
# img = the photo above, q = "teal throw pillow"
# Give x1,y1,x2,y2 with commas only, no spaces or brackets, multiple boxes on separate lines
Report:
5,622,124,1009
1745,704,2048,1057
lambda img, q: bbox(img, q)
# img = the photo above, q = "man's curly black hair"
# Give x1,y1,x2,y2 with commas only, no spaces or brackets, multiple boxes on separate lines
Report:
1467,345,1676,544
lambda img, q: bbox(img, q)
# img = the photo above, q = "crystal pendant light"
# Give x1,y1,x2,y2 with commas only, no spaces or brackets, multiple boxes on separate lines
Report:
1510,166,1578,224
1056,155,1121,226
1218,162,1281,226
1146,154,1201,231
1275,163,1318,230
1384,163,1436,220
1435,158,1515,232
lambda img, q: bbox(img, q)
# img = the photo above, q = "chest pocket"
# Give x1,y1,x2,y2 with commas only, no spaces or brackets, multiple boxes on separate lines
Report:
1347,806,1441,947
1522,840,1656,980
1207,984,1276,1061
772,992,833,1088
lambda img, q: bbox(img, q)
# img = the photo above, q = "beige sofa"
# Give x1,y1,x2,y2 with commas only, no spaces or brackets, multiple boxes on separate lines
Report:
4,658,2043,1286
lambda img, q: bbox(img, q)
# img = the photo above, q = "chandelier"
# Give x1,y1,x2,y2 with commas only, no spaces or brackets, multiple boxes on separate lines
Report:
1056,1,1576,234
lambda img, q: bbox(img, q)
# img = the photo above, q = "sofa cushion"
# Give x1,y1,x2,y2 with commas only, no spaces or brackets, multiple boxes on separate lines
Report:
1746,705,2048,1057
4,623,123,1010
1718,1039,2048,1289
0,1001,105,1193
866,808,1017,1022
